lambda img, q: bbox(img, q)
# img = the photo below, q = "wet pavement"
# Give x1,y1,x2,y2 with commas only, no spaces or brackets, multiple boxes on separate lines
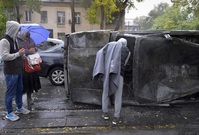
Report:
1,77,199,134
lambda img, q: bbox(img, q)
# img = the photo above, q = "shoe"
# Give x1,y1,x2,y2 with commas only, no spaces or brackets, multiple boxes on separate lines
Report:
102,112,109,120
5,112,20,121
16,107,30,114
112,117,123,125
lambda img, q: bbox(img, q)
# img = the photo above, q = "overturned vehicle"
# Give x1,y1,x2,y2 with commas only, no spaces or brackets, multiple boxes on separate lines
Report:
64,30,199,106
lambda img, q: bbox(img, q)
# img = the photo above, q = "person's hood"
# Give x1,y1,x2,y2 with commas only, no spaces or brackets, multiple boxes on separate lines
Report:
5,21,20,38
117,38,127,47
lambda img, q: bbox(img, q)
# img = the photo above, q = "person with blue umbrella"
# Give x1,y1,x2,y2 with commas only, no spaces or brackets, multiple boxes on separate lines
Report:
17,29,41,110
20,23,50,45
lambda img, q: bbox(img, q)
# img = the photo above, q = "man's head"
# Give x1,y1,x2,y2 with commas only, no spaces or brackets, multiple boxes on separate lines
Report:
5,21,20,38
117,38,127,47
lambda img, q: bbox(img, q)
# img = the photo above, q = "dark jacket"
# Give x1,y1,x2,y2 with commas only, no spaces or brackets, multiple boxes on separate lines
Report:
0,21,23,74
121,45,130,76
2,35,23,74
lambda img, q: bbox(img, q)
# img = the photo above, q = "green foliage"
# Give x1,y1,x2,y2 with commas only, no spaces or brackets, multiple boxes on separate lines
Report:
121,0,140,12
0,0,21,11
0,13,7,37
132,2,169,30
25,0,42,13
84,0,119,24
81,0,144,30
171,0,199,16
148,2,169,18
0,0,42,13
0,0,42,21
151,6,199,30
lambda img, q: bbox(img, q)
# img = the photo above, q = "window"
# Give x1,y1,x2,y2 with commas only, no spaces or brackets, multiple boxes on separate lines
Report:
25,10,32,22
57,33,65,40
48,29,53,38
57,11,65,24
75,12,80,24
41,11,47,23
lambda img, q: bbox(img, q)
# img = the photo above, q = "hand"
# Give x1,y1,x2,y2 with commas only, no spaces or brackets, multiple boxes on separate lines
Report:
28,48,36,54
18,48,25,56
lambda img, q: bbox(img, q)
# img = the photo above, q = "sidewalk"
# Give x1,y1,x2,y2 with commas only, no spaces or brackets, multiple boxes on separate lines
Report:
1,78,199,134
1,103,199,135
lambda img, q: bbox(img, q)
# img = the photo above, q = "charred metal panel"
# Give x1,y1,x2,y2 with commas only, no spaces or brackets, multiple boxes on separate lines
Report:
68,30,111,105
66,30,199,105
133,35,199,104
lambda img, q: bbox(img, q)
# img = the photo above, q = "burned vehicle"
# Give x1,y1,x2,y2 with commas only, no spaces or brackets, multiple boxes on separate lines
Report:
64,30,199,106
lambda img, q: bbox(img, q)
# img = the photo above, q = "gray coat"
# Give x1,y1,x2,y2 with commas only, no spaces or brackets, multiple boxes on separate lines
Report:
93,41,123,96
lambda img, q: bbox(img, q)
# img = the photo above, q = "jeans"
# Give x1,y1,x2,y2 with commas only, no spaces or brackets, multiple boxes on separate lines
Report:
5,74,23,114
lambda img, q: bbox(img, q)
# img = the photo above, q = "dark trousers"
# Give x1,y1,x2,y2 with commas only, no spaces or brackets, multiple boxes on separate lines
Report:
5,74,23,114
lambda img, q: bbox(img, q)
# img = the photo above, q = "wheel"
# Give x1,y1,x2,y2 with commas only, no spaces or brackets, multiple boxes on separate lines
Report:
49,67,64,86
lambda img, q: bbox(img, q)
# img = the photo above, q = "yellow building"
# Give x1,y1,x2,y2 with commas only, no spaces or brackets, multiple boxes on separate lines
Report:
19,0,101,39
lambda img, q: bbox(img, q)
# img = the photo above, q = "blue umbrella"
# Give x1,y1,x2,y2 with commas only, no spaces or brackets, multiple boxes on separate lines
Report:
20,23,50,44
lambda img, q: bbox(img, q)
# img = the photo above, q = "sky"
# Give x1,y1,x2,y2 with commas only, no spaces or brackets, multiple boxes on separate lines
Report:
125,0,172,19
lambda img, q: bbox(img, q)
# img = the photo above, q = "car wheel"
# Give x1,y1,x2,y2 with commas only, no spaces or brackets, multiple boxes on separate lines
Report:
49,67,64,86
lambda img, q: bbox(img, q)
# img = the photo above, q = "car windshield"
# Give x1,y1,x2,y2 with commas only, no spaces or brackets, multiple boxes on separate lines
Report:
39,43,64,52
37,38,64,51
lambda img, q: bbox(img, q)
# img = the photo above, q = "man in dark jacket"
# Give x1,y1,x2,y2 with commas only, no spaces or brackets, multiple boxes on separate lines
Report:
0,21,30,121
93,38,131,125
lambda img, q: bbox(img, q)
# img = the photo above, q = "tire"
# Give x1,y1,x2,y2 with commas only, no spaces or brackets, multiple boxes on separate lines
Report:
49,67,64,86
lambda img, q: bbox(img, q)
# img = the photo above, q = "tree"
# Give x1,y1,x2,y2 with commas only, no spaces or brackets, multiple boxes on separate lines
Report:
148,2,169,19
151,6,199,30
114,0,130,31
171,0,199,17
147,2,169,30
81,0,144,30
0,0,42,23
133,2,169,30
0,13,7,37
133,3,169,30
82,0,119,29
114,0,144,30
71,0,75,32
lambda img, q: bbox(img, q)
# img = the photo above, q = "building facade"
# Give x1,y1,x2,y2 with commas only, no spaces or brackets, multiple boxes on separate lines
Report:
19,0,101,39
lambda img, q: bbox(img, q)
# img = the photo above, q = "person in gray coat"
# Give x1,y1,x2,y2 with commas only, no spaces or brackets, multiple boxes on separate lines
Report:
93,38,131,125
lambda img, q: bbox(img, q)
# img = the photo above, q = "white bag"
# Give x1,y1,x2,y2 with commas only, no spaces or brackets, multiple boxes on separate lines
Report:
27,53,42,65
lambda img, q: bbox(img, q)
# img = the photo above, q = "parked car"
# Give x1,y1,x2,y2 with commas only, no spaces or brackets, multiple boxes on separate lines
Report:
37,38,65,86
